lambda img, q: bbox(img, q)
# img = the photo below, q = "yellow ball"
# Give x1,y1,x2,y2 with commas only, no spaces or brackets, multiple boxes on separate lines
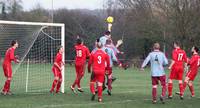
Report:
106,16,114,23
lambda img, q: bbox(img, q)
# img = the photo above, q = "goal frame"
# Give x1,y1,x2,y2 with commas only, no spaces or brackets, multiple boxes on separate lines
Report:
0,20,65,93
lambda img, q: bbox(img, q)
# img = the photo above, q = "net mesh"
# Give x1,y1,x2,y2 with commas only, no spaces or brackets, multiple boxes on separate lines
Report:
0,23,63,93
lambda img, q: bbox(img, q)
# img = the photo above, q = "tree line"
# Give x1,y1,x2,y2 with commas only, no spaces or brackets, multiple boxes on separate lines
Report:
1,0,200,61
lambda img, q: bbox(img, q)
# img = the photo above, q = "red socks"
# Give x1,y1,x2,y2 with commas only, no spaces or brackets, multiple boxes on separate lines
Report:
152,88,157,100
3,80,11,92
51,79,58,91
56,81,62,92
98,86,103,98
90,82,95,94
179,83,183,96
168,83,173,96
188,84,195,96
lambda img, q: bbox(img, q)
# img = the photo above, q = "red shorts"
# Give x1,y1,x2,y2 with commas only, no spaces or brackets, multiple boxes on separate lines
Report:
52,67,62,79
75,64,85,76
91,71,105,83
169,66,183,80
152,75,166,86
2,64,12,78
186,70,197,81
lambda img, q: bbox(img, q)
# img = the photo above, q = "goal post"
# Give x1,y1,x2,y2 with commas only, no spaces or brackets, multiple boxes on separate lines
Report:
0,20,65,93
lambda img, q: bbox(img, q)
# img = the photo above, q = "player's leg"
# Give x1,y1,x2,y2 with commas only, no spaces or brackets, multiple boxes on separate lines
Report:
90,72,96,101
160,75,167,104
178,67,184,99
107,68,112,96
168,67,177,98
95,73,105,102
50,68,59,93
2,65,12,95
56,72,62,93
71,65,79,89
151,77,158,104
182,76,190,95
188,81,195,97
77,65,85,92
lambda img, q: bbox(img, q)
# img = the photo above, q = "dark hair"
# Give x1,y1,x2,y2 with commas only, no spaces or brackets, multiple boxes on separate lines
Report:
11,40,18,46
193,46,199,52
57,46,63,52
76,38,82,45
106,39,112,45
173,41,181,47
104,31,111,35
96,38,102,48
96,38,100,42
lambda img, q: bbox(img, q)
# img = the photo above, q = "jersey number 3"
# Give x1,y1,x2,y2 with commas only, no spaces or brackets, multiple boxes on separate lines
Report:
76,50,82,57
97,56,102,64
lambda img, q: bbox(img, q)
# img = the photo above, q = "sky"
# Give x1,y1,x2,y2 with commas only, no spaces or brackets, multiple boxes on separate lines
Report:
21,0,104,10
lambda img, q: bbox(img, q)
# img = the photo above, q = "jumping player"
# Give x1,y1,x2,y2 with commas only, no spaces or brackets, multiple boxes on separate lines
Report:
177,46,199,97
168,41,188,99
88,40,110,102
141,42,168,104
71,38,90,93
1,40,19,95
50,46,64,93
104,39,118,96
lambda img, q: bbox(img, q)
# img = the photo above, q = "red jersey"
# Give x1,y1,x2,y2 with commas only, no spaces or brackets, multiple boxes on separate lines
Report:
88,49,110,72
3,47,17,65
188,54,200,74
75,44,90,65
53,52,63,67
172,48,187,66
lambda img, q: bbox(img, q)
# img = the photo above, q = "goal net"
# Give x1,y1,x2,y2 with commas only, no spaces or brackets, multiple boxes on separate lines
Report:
0,20,65,93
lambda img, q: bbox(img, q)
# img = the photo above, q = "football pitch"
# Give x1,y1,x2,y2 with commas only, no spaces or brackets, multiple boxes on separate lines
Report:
0,65,199,108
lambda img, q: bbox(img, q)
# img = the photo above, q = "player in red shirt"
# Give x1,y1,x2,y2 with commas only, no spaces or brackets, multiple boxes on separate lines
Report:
181,46,199,97
168,41,188,99
88,40,110,102
50,46,64,93
1,40,19,95
70,38,90,93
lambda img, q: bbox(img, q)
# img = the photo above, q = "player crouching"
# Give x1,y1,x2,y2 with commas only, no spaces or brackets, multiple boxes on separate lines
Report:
141,43,168,104
50,46,64,94
88,40,110,102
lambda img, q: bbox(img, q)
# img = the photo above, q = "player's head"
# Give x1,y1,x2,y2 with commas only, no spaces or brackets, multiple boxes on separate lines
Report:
96,38,102,49
104,31,111,38
57,46,64,54
153,42,160,50
191,46,199,54
11,40,18,48
106,39,112,45
76,38,83,45
173,41,181,48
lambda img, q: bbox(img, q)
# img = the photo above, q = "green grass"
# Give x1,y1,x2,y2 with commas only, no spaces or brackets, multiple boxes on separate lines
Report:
0,65,200,108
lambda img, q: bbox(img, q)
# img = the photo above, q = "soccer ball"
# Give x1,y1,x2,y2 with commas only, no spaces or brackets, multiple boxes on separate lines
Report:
106,16,114,23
